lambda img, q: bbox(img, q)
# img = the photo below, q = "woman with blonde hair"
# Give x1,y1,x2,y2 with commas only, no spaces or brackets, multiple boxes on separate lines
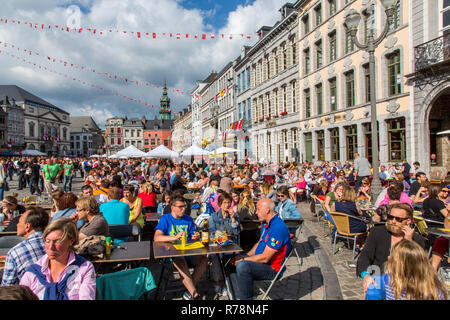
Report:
237,190,258,251
50,189,64,217
383,239,447,300
19,218,96,300
259,180,277,203
137,182,157,207
331,185,366,233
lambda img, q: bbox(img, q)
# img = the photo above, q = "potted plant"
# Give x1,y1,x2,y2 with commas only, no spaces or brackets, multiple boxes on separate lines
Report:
259,118,264,122
280,110,288,116
265,115,271,120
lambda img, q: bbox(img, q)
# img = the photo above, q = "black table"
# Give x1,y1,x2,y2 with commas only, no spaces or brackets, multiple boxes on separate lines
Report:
93,241,151,264
153,241,243,300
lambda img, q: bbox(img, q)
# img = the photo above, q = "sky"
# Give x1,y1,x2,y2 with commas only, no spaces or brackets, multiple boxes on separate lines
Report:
0,0,290,128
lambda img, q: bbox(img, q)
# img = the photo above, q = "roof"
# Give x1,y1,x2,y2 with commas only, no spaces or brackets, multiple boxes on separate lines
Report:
69,116,101,132
0,85,69,114
144,119,174,131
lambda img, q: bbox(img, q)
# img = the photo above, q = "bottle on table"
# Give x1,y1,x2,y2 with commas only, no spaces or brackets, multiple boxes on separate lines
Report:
201,219,209,246
105,236,112,256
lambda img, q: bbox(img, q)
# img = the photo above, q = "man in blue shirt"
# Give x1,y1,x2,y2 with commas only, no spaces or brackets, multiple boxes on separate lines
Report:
230,198,291,300
100,187,129,243
154,195,207,300
1,207,49,286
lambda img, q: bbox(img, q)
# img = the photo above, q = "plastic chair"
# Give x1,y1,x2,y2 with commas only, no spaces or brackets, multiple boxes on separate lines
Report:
329,212,368,260
258,219,304,300
96,267,156,300
108,224,142,242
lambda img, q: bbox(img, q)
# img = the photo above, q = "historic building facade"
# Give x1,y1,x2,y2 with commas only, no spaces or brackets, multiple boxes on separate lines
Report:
105,116,124,156
69,116,103,157
0,85,70,156
172,107,192,153
406,0,450,179
295,0,411,165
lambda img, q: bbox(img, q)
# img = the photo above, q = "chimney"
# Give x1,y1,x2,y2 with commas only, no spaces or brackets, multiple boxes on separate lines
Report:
256,26,272,38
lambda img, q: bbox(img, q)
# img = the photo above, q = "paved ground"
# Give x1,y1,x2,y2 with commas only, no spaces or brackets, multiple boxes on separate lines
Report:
5,175,365,300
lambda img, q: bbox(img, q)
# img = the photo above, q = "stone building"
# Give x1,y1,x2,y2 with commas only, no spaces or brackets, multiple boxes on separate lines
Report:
105,116,125,156
69,116,103,157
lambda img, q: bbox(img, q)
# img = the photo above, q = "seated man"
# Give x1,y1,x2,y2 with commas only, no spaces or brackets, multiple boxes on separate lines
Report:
100,187,130,243
80,184,94,198
230,198,292,300
357,203,426,295
1,207,49,286
93,180,110,205
154,195,208,300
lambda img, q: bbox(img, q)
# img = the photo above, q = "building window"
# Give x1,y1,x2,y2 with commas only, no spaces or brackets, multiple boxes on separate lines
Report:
290,36,297,65
329,78,337,111
29,107,34,113
281,43,287,70
345,29,355,54
328,0,336,16
330,127,340,161
315,40,323,69
266,93,271,116
292,81,297,113
144,139,149,145
315,4,322,26
363,4,375,43
387,50,401,96
29,122,35,138
329,31,337,62
363,122,380,164
316,84,323,115
304,48,310,75
388,0,401,31
117,138,121,145
304,89,311,118
387,118,406,162
273,49,279,75
282,86,287,113
345,70,355,107
63,128,67,140
317,130,325,161
303,14,310,35
363,63,371,102
345,125,358,161
265,55,270,80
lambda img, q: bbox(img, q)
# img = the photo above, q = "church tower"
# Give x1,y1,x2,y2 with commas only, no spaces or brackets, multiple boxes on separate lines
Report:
159,81,171,120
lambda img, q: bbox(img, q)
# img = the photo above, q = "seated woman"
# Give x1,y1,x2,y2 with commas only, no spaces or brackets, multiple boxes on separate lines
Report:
395,173,410,195
288,172,307,204
357,177,371,202
378,180,413,208
236,190,258,251
138,182,157,208
324,182,346,213
157,191,172,216
275,185,302,235
259,180,277,203
209,192,240,296
383,239,447,300
50,189,64,218
84,170,97,186
19,218,96,300
310,180,329,215
331,186,366,234
423,183,448,227
51,193,83,229
121,184,145,230
1,194,26,232
71,197,109,241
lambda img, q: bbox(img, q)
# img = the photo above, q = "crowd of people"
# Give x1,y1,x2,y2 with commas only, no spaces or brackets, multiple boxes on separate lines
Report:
0,153,447,300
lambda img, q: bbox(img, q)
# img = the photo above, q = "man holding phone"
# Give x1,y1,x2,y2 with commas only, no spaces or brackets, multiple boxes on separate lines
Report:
357,203,426,295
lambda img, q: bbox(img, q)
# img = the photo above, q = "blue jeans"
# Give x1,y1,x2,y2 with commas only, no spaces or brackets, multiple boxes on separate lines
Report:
234,260,277,300
0,182,5,201
63,175,73,192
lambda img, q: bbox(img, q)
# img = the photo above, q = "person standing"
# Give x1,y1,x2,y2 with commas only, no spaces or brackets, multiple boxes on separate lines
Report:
42,158,63,195
29,159,41,196
17,158,27,190
0,158,6,201
63,160,74,193
353,153,371,194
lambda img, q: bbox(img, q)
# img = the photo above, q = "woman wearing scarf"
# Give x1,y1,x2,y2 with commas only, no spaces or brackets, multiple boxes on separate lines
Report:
20,218,96,300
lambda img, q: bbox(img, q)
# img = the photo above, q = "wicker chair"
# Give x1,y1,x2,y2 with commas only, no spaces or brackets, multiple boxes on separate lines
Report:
330,212,368,260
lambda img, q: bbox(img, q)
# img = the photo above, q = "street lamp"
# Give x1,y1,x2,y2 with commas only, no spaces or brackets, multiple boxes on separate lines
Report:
344,0,396,199
210,104,219,166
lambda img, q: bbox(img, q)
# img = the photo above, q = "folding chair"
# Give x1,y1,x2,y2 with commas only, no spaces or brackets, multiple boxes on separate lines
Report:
96,267,156,300
108,224,142,242
258,218,304,300
310,194,324,222
295,188,307,203
330,212,368,260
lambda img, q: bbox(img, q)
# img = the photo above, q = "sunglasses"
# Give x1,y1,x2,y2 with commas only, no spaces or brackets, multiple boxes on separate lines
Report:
440,190,449,194
277,194,287,198
387,214,409,223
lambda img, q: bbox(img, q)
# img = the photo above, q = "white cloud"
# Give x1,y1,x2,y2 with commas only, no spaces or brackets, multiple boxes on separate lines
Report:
0,0,287,125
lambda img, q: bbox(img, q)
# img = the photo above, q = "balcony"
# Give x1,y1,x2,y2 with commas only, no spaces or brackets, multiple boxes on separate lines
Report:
414,34,450,71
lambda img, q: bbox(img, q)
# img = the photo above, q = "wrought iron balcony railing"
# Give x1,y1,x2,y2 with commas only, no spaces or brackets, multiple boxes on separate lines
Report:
414,34,450,71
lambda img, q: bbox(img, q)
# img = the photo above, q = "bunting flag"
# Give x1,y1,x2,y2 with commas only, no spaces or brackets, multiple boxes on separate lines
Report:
230,122,234,130
0,18,262,40
0,48,178,110
0,40,189,96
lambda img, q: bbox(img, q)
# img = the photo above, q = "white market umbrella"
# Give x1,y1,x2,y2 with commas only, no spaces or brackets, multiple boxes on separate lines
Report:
180,145,212,157
21,149,47,156
146,145,179,158
90,154,100,158
213,147,240,155
108,154,118,159
115,145,146,158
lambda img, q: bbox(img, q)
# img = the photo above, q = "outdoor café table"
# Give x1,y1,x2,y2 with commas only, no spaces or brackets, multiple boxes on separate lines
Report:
93,240,151,264
153,241,243,300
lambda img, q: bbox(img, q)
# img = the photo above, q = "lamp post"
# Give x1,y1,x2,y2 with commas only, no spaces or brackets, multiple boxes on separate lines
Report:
344,0,397,200
210,104,219,166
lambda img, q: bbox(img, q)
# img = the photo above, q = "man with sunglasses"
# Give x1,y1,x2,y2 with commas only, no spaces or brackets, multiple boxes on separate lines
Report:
357,203,426,295
154,195,207,300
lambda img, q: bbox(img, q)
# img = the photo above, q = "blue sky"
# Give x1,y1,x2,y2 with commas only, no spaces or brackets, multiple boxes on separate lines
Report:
0,0,287,127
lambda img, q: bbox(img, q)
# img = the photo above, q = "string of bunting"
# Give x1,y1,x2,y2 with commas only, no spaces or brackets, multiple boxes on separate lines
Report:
0,39,189,96
0,18,261,40
0,47,179,114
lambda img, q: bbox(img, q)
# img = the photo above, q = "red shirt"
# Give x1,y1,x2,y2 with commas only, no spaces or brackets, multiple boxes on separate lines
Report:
137,192,156,207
